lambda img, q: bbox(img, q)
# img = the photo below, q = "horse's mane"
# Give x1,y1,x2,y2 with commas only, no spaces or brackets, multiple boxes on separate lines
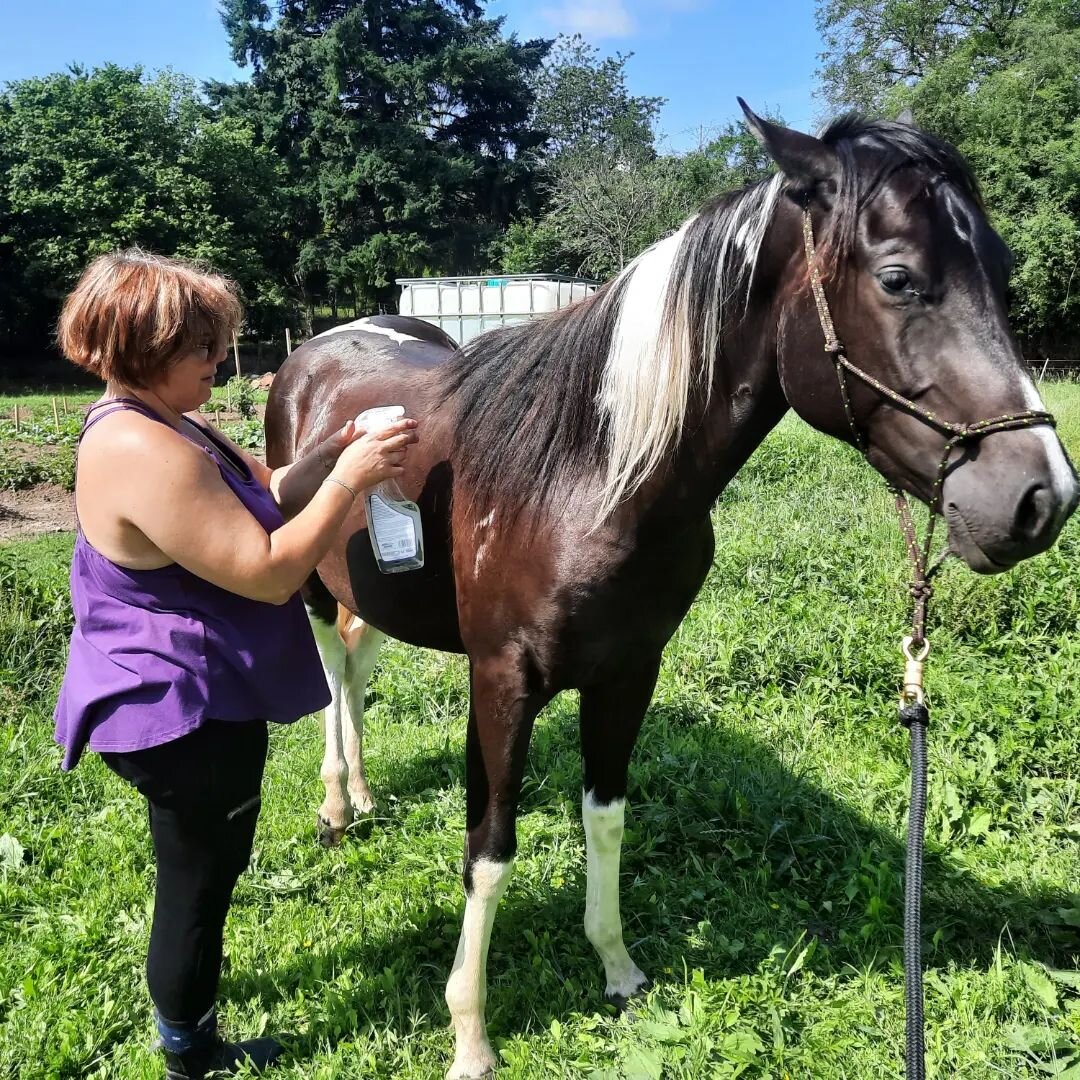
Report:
439,115,983,525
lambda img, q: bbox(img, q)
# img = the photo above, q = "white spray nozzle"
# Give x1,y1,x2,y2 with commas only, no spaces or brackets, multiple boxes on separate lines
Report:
357,405,406,433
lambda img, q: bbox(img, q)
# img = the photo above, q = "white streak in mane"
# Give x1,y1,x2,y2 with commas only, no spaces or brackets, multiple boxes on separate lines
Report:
596,173,784,519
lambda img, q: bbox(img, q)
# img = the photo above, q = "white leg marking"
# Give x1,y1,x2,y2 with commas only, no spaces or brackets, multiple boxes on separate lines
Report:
583,790,648,1001
445,858,514,1079
308,609,351,835
341,615,385,816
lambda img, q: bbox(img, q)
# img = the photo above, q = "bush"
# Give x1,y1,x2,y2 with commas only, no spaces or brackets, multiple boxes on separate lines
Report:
227,375,257,419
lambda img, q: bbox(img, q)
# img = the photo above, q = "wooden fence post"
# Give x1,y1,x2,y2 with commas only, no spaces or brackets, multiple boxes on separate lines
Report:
233,334,241,378
52,397,60,433
285,327,292,356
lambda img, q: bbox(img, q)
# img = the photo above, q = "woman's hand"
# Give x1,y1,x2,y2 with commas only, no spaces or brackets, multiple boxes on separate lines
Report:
329,418,418,494
315,418,362,471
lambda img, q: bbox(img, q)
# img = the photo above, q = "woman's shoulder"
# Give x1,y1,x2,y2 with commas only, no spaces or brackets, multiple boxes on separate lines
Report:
81,406,205,463
78,407,220,501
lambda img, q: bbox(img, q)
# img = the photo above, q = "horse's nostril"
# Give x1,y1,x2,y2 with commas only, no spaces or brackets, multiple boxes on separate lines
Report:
1014,483,1054,542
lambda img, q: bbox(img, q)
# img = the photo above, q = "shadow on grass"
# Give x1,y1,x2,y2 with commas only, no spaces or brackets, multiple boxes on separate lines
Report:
225,696,1080,1061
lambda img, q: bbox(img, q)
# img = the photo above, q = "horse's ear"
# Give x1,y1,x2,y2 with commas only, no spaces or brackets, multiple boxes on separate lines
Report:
737,98,837,200
897,108,916,126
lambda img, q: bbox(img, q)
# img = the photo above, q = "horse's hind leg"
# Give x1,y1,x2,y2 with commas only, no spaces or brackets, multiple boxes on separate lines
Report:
337,607,385,816
579,663,659,1006
445,649,544,1079
308,606,352,845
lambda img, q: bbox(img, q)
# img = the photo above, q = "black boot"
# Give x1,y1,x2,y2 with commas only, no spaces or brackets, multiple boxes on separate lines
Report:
163,1035,284,1079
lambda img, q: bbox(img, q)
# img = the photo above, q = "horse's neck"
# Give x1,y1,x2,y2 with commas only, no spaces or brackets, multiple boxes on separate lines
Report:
633,308,789,525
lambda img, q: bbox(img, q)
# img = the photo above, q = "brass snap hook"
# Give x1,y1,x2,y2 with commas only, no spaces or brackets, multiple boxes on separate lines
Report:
901,634,930,705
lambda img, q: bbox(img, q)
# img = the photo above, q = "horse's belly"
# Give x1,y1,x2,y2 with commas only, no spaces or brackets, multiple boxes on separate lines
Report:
319,529,465,653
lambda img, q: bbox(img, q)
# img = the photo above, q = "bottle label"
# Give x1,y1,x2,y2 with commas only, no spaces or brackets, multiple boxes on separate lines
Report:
368,493,418,562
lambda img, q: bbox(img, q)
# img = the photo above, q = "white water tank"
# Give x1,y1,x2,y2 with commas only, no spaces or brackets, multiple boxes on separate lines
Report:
396,274,599,344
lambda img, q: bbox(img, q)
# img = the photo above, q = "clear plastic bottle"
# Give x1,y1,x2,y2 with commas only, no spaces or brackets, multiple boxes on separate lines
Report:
356,406,425,574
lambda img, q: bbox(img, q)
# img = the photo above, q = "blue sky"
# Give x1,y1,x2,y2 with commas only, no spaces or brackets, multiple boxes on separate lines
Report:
1,0,826,151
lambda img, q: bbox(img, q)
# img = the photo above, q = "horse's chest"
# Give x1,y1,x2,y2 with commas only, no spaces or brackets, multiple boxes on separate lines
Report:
551,517,715,681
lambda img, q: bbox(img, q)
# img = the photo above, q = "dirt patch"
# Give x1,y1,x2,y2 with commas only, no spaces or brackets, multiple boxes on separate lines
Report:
0,484,76,542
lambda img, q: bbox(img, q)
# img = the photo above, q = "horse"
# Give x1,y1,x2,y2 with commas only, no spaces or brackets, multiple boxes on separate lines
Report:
264,104,1078,1079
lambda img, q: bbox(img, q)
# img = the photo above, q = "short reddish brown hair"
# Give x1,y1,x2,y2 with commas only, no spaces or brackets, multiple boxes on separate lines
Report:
57,249,243,387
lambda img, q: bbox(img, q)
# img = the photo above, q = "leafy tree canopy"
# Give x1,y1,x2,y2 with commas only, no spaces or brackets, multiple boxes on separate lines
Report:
0,64,293,347
817,0,1080,355
211,0,550,311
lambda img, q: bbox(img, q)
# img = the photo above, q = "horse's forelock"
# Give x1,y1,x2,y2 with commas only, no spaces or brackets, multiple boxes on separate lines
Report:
818,116,984,275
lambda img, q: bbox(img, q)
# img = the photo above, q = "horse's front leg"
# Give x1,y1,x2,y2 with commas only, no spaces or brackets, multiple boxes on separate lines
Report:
338,608,385,817
579,662,659,1006
307,607,351,845
445,650,544,1079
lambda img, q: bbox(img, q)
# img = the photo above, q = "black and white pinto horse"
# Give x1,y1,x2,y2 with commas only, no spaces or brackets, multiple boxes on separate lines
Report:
266,107,1078,1078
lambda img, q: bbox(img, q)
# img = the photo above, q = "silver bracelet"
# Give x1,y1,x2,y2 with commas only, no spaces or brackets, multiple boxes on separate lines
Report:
323,477,358,499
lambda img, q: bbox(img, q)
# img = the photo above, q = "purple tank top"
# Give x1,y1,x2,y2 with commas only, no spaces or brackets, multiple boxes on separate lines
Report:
53,399,331,770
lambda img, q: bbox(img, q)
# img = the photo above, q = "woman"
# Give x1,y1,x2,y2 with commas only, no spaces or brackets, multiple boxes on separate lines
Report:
52,250,417,1079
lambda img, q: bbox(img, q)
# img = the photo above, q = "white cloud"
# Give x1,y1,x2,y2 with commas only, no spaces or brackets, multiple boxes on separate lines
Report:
540,0,637,39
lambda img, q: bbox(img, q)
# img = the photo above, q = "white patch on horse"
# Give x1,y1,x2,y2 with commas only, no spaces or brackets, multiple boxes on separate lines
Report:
313,317,421,346
473,510,496,577
582,790,648,1001
596,173,783,519
339,612,385,816
307,606,350,835
1019,378,1079,516
445,858,514,1079
942,185,976,252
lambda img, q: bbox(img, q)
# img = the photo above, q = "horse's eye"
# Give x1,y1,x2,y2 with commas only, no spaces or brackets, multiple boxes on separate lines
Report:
879,268,912,294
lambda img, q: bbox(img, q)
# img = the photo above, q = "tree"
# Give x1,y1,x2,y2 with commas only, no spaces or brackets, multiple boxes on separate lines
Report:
212,0,550,312
493,110,778,280
487,36,665,276
816,0,1035,113
532,35,663,163
816,0,1080,356
0,65,294,352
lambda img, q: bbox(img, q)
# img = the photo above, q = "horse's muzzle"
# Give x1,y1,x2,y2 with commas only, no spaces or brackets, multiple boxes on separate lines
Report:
943,428,1079,573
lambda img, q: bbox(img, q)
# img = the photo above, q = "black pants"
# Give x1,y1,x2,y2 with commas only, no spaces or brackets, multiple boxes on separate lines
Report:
102,719,269,1023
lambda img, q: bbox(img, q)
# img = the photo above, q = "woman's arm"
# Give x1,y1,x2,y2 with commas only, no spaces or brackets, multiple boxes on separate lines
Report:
269,440,343,519
91,415,416,605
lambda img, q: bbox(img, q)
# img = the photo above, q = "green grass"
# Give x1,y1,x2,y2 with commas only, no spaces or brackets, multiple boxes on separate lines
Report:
0,384,268,421
2,388,1080,1078
0,388,99,418
0,386,268,491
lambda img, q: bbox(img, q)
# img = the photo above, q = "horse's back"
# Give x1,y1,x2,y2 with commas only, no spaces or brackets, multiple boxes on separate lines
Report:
265,315,465,652
266,315,457,467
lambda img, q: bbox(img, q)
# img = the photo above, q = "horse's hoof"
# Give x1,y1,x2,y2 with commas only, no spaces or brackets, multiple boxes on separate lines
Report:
317,816,349,847
446,1044,498,1079
604,975,652,1014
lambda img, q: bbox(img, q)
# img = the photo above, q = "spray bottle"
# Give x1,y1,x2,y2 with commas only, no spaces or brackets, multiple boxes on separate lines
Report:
356,406,425,574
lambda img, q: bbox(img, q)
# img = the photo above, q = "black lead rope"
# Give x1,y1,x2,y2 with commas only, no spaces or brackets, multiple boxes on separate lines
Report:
798,207,1058,1077
899,698,929,1080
